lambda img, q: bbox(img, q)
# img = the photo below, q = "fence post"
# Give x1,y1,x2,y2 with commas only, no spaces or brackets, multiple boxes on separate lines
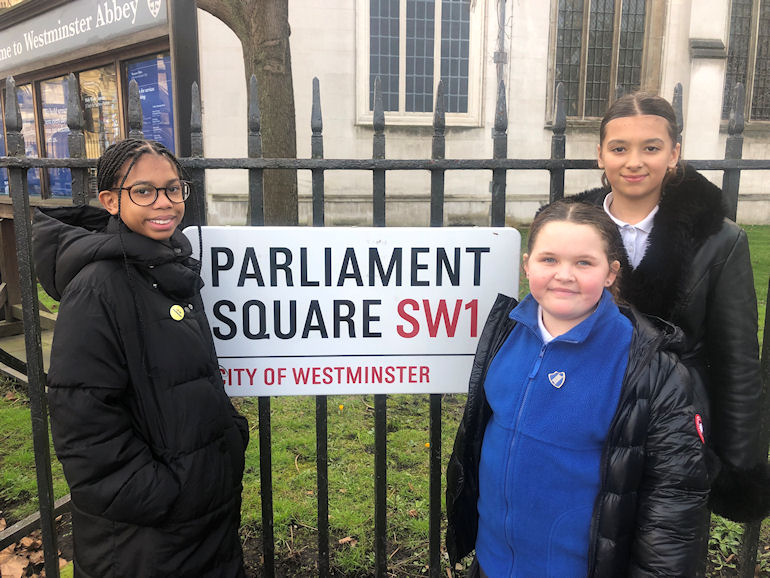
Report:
549,82,566,203
310,76,331,578
5,76,60,578
167,0,200,159
371,76,389,578
246,73,274,578
739,278,770,577
722,82,744,222
428,80,446,578
430,80,446,227
672,83,684,148
311,77,325,228
182,81,206,227
66,73,88,206
373,77,386,226
248,75,265,226
127,79,143,139
491,80,507,226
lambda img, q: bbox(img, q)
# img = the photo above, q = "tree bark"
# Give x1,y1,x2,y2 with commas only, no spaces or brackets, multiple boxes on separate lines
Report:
197,0,298,225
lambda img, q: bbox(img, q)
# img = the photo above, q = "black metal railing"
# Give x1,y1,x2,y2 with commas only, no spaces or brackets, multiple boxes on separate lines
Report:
1,73,770,578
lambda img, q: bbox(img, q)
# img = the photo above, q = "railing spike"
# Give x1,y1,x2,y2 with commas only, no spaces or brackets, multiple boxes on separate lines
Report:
494,79,507,133
248,74,262,159
373,76,385,136
5,77,21,135
553,82,566,135
66,73,84,132
491,79,508,226
191,81,202,133
127,78,143,138
66,72,87,204
247,73,263,225
728,82,745,136
311,77,323,136
673,83,684,145
550,83,566,203
248,74,261,134
433,79,446,133
190,81,203,157
5,78,23,156
432,80,446,162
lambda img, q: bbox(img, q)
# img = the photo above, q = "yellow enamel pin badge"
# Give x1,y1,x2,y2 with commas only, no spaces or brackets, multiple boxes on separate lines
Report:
170,305,185,321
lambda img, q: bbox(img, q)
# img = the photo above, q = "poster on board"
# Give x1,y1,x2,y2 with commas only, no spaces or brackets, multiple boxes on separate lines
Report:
185,226,521,396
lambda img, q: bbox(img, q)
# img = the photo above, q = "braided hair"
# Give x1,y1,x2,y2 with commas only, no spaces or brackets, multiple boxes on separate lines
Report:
97,138,184,193
97,138,198,253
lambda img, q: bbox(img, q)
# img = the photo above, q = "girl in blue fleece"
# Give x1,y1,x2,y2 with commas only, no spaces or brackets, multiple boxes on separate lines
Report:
446,200,710,577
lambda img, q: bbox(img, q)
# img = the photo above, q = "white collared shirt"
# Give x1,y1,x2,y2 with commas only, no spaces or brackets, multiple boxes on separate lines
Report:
603,192,659,269
537,305,555,343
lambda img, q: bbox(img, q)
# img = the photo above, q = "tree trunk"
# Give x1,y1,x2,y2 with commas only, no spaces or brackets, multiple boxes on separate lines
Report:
197,0,298,225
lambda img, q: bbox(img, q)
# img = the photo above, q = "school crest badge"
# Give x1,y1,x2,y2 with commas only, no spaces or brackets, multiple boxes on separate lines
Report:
148,0,161,18
548,371,565,389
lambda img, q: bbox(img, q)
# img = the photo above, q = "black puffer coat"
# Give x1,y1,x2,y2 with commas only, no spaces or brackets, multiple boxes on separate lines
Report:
575,165,767,522
33,206,248,578
446,294,710,576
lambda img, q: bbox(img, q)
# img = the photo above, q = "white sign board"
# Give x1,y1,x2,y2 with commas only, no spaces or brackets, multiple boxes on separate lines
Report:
185,226,520,396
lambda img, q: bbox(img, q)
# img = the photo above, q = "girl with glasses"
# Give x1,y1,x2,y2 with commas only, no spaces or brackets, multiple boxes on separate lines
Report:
33,139,249,577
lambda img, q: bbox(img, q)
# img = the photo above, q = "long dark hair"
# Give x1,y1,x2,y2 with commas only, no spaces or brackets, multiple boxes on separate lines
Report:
599,92,682,189
529,199,625,301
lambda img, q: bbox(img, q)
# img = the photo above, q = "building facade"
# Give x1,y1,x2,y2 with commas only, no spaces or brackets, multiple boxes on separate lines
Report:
3,1,770,224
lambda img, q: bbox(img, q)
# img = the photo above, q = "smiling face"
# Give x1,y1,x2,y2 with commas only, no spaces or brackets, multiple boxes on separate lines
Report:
597,114,680,208
98,152,185,241
523,220,619,336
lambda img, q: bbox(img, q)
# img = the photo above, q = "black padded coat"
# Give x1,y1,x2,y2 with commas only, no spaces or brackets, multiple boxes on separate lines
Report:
575,165,766,522
33,206,248,578
445,294,710,576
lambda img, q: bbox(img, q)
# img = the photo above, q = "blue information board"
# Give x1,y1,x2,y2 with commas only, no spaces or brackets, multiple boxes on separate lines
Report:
126,54,175,152
41,75,72,197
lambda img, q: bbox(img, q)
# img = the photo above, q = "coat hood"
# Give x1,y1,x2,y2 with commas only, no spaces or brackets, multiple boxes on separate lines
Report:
33,205,201,301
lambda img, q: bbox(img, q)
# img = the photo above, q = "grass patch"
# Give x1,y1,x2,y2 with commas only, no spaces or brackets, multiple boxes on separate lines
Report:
0,379,68,520
236,393,466,575
745,225,770,345
37,285,59,313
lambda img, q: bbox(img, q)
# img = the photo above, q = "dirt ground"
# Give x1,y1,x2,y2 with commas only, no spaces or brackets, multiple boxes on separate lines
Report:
0,510,765,577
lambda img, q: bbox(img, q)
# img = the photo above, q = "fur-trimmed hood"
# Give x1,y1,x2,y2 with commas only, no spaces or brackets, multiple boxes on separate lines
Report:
573,164,726,319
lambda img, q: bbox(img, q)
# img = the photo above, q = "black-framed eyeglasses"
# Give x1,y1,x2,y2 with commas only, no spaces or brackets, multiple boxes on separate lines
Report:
112,181,191,206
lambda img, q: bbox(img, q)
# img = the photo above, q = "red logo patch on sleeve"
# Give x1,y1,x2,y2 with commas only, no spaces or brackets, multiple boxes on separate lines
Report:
694,414,705,444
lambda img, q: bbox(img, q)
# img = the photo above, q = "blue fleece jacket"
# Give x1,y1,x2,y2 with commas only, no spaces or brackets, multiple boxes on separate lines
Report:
476,290,633,577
